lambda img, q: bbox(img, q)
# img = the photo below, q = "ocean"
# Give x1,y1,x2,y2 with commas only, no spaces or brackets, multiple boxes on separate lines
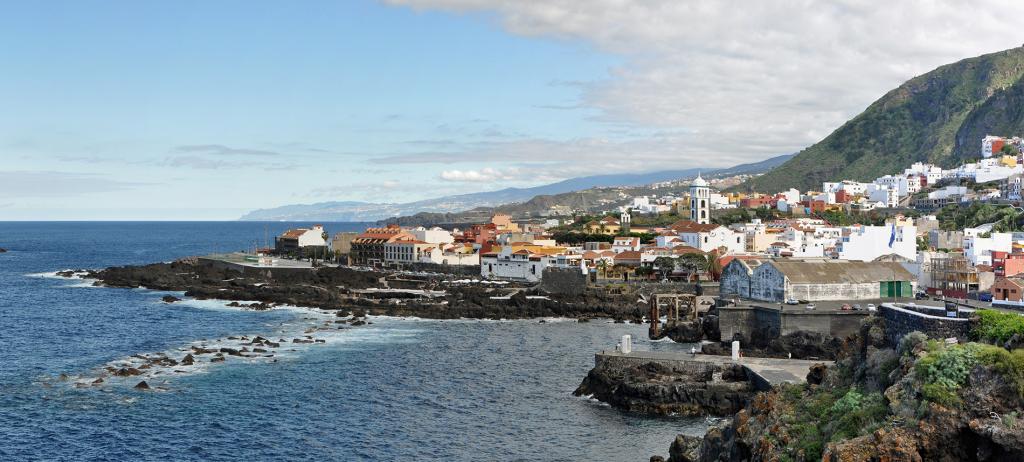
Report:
0,222,707,461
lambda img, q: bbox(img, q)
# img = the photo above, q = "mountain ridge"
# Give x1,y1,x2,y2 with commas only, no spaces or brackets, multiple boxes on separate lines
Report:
738,46,1024,193
239,154,793,221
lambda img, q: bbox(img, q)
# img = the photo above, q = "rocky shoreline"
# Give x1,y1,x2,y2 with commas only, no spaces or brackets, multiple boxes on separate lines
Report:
643,316,1024,461
574,359,753,417
63,258,645,321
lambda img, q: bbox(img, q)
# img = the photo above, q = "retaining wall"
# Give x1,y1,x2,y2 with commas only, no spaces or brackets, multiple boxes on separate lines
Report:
879,303,973,345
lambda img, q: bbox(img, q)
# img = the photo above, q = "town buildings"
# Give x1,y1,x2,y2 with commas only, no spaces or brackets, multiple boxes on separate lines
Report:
275,225,328,254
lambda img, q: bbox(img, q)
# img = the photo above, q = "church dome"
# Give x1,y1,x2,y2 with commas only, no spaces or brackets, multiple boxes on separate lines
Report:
690,173,708,188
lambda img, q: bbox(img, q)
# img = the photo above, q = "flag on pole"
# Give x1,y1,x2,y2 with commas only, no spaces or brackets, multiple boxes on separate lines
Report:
888,223,896,248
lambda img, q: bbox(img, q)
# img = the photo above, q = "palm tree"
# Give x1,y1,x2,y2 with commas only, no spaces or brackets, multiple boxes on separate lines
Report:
596,259,608,280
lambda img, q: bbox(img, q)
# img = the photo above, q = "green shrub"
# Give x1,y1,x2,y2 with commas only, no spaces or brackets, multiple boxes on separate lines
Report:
899,331,928,355
916,343,978,388
974,344,1024,397
922,382,961,407
915,343,982,407
973,310,1024,344
828,390,888,441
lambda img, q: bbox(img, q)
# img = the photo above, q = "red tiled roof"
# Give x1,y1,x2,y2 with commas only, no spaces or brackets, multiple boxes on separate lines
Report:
669,220,720,233
672,245,704,255
614,250,642,261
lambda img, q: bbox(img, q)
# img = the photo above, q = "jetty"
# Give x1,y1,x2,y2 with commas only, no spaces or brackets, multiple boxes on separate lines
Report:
595,349,831,390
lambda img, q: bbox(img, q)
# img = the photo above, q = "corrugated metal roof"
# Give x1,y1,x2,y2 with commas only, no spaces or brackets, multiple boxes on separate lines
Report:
766,259,913,284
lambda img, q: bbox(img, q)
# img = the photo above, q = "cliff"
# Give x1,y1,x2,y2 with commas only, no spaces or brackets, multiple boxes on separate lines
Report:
657,316,1024,461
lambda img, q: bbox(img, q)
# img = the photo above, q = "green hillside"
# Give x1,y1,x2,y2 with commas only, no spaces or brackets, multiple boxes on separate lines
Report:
739,47,1024,193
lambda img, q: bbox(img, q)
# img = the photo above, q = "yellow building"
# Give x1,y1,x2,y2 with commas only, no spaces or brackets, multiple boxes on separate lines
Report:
585,216,621,235
490,213,520,232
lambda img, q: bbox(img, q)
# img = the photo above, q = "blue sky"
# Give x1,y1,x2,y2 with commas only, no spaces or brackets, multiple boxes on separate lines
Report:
1,1,614,219
4,0,1023,220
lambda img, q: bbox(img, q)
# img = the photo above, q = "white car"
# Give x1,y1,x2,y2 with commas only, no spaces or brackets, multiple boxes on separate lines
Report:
785,298,800,305
866,303,877,312
806,304,816,310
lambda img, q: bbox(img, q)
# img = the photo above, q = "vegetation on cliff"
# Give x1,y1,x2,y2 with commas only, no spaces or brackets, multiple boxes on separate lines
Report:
935,202,1024,232
678,316,1024,461
740,47,1024,193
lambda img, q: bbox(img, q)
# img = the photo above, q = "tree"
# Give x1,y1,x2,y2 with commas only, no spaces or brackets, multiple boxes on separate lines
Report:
653,256,677,281
678,253,710,283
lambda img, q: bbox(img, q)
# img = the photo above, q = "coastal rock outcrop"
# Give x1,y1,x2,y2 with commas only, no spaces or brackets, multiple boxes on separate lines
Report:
83,260,646,321
161,295,181,303
574,360,753,416
665,316,1024,461
667,434,702,462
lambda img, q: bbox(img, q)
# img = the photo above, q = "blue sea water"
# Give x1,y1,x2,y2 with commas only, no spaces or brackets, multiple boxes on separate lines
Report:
0,222,707,461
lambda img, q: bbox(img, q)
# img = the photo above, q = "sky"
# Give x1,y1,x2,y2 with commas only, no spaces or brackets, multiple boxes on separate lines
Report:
4,0,1024,220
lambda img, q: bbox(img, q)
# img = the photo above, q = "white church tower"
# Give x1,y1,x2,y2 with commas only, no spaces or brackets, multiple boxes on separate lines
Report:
689,173,710,224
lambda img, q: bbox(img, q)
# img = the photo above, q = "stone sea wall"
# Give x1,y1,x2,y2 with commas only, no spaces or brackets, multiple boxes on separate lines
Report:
878,303,973,344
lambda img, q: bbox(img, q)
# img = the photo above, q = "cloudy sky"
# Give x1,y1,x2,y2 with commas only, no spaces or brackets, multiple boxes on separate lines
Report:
4,0,1024,220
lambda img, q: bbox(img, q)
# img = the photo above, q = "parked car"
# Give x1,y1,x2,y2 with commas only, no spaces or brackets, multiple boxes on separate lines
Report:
785,298,800,305
978,293,993,302
866,303,877,312
806,304,816,310
915,292,928,300
852,304,862,311
840,304,853,311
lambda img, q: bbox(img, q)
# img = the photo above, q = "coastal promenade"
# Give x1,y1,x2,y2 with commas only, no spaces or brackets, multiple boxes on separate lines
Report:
597,350,832,389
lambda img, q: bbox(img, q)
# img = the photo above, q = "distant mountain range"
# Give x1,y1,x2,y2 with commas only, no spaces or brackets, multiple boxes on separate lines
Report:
238,154,793,222
740,46,1024,193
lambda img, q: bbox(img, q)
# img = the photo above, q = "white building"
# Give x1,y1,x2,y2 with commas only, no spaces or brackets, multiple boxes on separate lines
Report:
689,174,711,224
903,162,943,186
874,175,921,197
411,226,455,245
480,247,583,282
709,192,732,209
836,223,916,262
1004,174,1024,201
866,185,899,208
612,236,642,253
822,180,870,196
275,225,328,253
963,224,1012,266
419,244,480,266
668,220,745,253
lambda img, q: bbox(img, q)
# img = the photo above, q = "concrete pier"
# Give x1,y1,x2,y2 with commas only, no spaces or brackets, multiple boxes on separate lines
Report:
595,350,832,390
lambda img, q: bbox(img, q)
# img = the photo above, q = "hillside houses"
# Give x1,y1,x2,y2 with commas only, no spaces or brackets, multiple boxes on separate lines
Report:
311,134,1024,301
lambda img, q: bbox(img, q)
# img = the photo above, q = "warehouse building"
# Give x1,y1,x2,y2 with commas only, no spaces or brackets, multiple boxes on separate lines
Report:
721,258,916,303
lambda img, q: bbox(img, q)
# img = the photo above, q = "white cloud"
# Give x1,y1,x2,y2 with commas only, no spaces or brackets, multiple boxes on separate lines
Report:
439,167,522,182
387,0,1024,166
